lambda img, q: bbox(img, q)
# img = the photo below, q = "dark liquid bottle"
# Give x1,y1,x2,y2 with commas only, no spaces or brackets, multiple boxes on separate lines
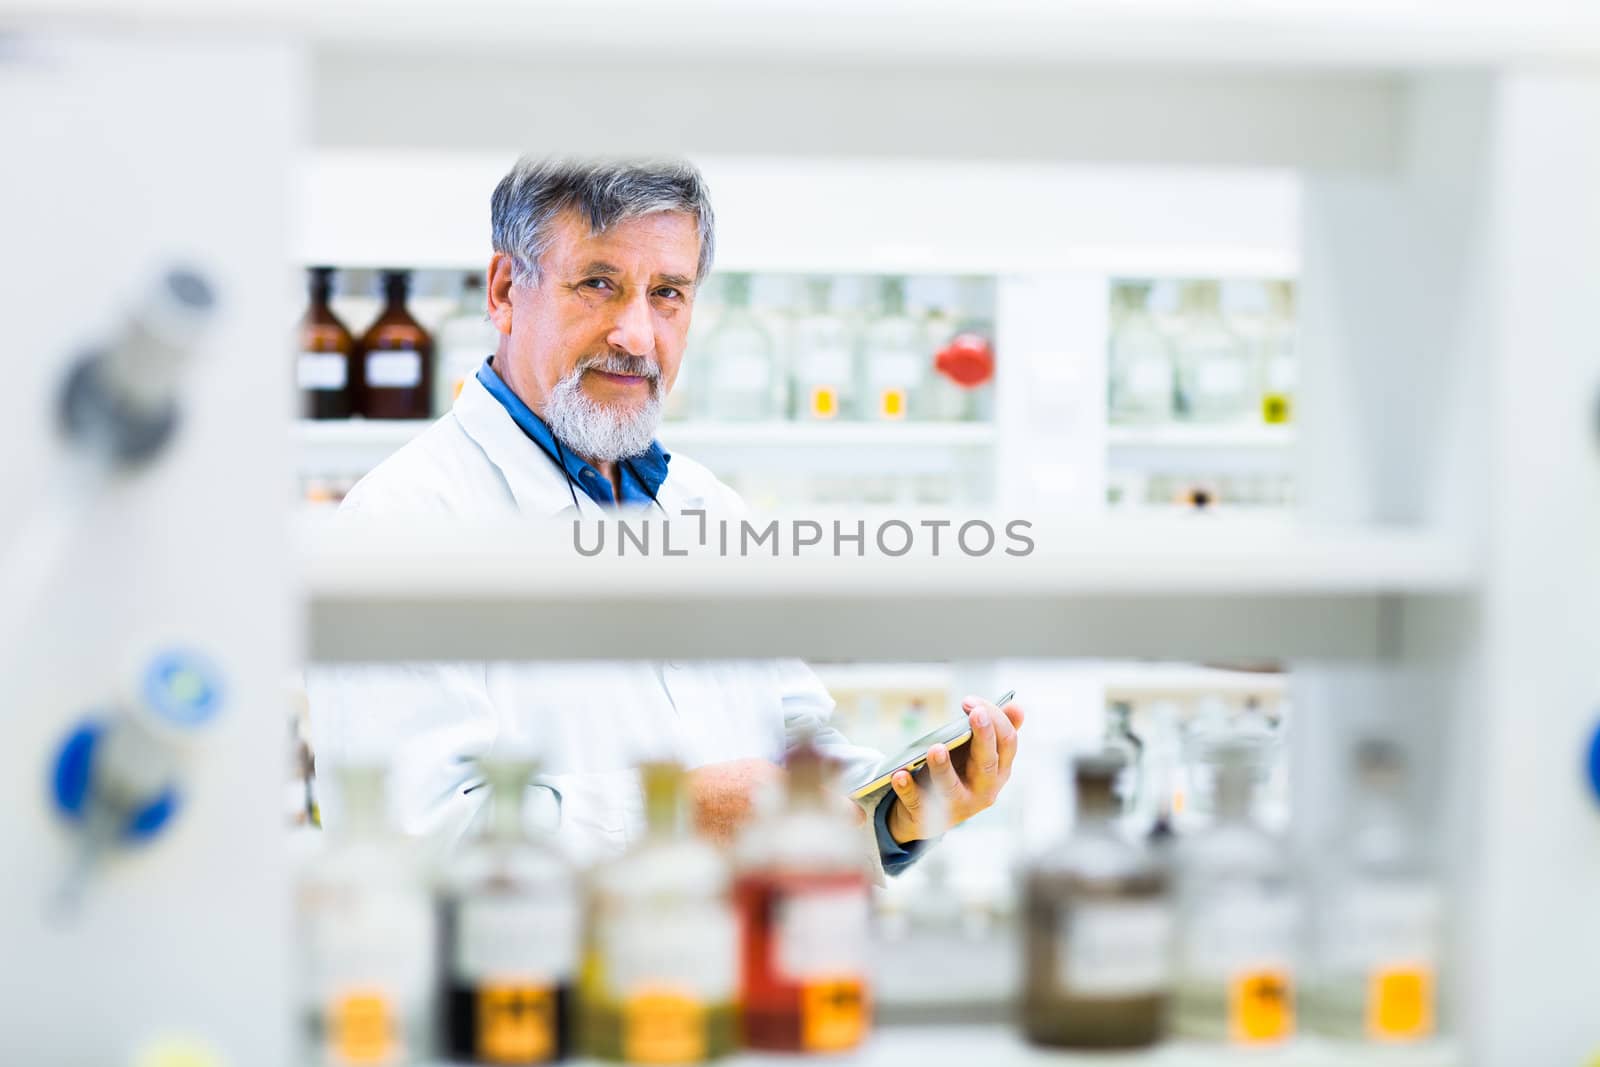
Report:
358,269,433,419
439,758,579,1064
1022,751,1173,1049
733,742,872,1053
297,266,356,419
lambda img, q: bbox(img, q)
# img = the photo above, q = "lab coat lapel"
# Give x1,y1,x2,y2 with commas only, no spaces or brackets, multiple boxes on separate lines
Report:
452,372,595,518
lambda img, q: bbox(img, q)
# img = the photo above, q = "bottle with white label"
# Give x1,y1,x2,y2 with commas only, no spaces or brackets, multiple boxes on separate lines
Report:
1108,281,1176,424
1022,751,1173,1049
734,738,874,1053
789,277,858,421
296,764,437,1067
1306,738,1441,1043
1171,280,1253,423
358,269,433,419
861,277,924,420
298,267,357,419
1173,739,1299,1045
440,757,579,1064
434,274,499,417
579,763,738,1063
701,273,777,421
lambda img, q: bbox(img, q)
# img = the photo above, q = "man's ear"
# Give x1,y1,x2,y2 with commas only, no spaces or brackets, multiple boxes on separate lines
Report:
486,252,518,336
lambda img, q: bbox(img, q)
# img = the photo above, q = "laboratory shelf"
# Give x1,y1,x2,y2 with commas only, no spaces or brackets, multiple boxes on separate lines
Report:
1100,663,1288,701
1107,424,1295,450
32,0,1600,67
296,418,997,477
424,1027,1459,1067
299,516,1475,663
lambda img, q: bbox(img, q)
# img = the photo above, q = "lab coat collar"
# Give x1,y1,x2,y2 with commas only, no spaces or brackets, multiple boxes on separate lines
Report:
452,366,707,518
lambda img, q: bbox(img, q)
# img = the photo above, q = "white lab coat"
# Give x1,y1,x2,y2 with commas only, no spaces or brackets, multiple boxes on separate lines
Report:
306,370,887,867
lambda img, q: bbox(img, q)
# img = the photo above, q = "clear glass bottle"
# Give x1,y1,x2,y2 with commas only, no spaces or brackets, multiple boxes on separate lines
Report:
579,763,739,1063
297,764,437,1066
1306,739,1441,1043
1170,280,1252,423
789,277,857,421
434,273,499,417
860,277,924,421
701,274,777,421
298,266,357,420
1104,701,1146,822
1107,281,1176,424
359,269,434,420
1022,752,1173,1049
734,741,873,1053
1172,740,1298,1045
440,758,580,1064
1257,280,1298,425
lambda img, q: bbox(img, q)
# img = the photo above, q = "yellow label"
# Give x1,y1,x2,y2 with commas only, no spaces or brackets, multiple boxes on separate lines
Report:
1368,966,1434,1041
1228,970,1294,1045
879,389,906,419
622,990,705,1065
810,387,838,419
801,978,868,1052
329,991,397,1066
478,984,558,1063
452,378,467,401
1262,392,1292,424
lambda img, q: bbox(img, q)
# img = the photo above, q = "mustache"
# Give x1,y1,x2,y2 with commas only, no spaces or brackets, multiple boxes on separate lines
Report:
579,353,660,381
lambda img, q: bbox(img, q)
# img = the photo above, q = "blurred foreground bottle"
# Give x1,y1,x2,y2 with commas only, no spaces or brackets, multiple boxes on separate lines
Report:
297,764,436,1066
1107,281,1175,424
1171,280,1252,423
440,758,579,1064
702,273,778,420
359,269,433,419
579,763,739,1063
434,273,498,416
1022,752,1172,1049
298,267,357,420
734,740,872,1053
1172,740,1298,1045
1306,739,1441,1043
789,277,857,421
861,277,923,420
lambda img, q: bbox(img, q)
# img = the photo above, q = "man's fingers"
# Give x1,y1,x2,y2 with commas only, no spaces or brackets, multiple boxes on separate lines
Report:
891,769,920,816
996,712,1019,777
1002,700,1025,730
966,706,1001,781
928,743,968,804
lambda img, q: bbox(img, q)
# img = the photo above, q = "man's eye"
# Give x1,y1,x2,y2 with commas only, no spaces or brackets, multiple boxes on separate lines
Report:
581,278,613,292
654,287,682,300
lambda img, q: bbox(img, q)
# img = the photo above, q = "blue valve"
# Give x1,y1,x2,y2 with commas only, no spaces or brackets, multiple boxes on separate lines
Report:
51,720,180,843
1587,715,1600,809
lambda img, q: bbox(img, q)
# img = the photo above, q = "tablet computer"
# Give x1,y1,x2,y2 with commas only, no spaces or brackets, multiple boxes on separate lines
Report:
846,689,1014,802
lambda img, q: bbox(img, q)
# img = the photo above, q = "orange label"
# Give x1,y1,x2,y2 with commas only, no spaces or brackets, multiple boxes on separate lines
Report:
1228,970,1294,1044
622,990,705,1065
1262,393,1292,424
1368,966,1434,1041
880,389,906,419
810,387,838,419
329,991,398,1065
478,984,558,1063
801,978,868,1052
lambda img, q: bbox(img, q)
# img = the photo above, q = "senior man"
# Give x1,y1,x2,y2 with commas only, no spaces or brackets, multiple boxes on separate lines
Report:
308,157,1024,872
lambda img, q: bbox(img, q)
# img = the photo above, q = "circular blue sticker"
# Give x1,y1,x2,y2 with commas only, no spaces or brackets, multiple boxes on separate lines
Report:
141,649,224,730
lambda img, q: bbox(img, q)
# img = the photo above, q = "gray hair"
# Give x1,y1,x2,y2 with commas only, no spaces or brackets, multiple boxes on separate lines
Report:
490,156,716,287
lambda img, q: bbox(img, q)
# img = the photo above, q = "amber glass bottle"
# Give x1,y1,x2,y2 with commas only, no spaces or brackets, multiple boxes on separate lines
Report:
358,269,433,419
733,741,872,1054
297,267,356,419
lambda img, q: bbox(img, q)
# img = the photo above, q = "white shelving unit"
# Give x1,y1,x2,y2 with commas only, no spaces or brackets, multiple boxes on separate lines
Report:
10,10,1600,1067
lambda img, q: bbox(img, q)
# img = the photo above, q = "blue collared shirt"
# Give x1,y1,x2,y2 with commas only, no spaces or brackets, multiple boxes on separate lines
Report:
477,354,922,874
476,357,669,508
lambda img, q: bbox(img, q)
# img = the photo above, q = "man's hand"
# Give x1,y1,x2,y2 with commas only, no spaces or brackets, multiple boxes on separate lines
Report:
885,694,1025,845
687,758,783,846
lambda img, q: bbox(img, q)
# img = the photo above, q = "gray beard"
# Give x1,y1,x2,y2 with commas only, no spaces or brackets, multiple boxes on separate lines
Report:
543,359,664,463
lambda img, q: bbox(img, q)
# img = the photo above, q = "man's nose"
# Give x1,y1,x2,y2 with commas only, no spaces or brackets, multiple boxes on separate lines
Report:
606,290,654,357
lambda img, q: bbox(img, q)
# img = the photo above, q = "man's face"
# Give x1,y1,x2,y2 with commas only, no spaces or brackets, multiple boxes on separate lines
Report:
489,208,699,430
